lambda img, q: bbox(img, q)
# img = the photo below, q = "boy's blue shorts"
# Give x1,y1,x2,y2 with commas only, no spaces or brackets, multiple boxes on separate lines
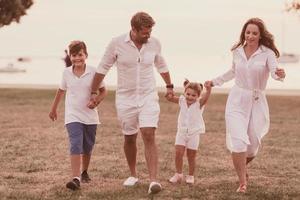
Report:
66,122,97,155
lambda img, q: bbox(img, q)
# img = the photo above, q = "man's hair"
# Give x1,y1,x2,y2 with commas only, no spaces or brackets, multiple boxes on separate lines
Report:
68,40,88,56
131,12,155,31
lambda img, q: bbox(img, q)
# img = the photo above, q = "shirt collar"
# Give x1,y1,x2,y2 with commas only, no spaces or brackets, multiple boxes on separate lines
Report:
124,32,131,43
124,31,151,45
67,65,91,77
236,45,267,59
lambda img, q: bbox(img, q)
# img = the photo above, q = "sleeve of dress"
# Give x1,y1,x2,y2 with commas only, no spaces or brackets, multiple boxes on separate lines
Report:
97,38,117,75
267,50,284,81
212,55,235,86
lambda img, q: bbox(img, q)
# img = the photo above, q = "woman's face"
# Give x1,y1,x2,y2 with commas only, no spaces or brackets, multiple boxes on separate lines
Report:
244,23,260,47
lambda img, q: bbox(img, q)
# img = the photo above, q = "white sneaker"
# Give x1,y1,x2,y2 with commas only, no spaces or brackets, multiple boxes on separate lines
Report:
123,176,138,186
185,175,194,184
148,181,162,194
169,173,184,183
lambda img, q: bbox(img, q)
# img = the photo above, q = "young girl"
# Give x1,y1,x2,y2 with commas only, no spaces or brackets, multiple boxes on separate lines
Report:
49,41,106,190
166,79,211,184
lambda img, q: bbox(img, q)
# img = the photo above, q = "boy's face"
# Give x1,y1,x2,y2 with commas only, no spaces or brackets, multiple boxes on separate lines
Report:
184,88,199,106
70,49,87,67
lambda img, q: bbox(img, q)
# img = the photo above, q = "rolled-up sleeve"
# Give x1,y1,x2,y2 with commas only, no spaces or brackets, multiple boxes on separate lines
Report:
267,50,283,81
97,39,117,75
154,39,168,73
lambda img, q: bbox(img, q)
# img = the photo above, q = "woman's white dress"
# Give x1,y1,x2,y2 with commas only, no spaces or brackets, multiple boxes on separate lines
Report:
212,45,283,151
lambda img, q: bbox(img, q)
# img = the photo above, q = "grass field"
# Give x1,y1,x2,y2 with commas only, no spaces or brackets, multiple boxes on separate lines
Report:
0,88,299,200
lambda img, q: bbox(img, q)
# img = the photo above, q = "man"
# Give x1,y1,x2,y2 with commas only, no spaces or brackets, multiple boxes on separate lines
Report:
90,12,174,194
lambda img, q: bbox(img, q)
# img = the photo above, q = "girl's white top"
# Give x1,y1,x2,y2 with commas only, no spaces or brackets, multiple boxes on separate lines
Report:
212,45,283,150
177,95,205,135
60,65,105,125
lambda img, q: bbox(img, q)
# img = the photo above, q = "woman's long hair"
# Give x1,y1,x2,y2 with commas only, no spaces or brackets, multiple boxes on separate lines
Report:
231,18,280,57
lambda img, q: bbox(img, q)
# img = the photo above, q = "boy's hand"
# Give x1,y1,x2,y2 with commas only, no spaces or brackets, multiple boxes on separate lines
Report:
49,110,57,121
87,101,99,109
88,93,98,109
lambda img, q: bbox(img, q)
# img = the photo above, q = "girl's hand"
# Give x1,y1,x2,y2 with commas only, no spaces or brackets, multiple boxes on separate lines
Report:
87,101,99,109
165,93,173,101
275,68,286,79
49,110,57,121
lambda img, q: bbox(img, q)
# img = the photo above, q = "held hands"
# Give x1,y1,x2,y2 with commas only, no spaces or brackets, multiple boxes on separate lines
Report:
275,68,286,79
204,80,214,89
165,88,174,100
87,94,100,109
165,93,173,101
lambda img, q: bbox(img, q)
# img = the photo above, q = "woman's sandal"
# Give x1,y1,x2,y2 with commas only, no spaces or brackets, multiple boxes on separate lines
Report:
236,184,247,193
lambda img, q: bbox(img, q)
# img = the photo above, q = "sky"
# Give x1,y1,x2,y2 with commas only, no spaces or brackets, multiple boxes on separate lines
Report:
0,0,299,89
1,0,299,59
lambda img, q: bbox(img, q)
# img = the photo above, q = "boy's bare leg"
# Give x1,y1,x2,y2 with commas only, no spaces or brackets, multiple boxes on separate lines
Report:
70,155,81,177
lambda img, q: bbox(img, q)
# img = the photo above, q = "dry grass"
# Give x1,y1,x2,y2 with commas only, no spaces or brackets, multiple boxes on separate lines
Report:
0,88,299,200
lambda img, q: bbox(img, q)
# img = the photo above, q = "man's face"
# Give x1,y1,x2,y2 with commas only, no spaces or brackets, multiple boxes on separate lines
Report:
133,26,152,44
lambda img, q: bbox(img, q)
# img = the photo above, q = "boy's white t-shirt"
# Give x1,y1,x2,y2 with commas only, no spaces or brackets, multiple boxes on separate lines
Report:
177,95,205,135
60,65,105,125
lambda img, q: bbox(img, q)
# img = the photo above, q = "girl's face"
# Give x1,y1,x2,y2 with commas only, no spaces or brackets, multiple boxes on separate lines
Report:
70,49,87,67
244,24,260,47
184,88,199,106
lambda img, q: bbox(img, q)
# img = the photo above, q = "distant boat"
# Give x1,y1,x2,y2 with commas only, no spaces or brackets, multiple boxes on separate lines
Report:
278,14,299,64
278,53,299,63
17,57,31,62
0,63,26,73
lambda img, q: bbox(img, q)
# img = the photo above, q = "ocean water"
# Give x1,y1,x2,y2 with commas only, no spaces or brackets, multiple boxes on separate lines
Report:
0,56,299,90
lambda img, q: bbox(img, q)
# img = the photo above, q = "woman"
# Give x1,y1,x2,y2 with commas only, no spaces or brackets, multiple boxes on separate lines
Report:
205,18,286,193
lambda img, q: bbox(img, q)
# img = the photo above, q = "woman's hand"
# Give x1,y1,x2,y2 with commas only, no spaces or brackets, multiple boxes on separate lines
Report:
204,80,214,88
275,68,286,79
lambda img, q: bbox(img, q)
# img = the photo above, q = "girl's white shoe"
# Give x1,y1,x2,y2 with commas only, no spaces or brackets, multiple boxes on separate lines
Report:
169,173,184,183
185,175,195,184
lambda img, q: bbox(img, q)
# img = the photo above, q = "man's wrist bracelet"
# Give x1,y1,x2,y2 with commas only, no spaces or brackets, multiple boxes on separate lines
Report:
166,84,174,89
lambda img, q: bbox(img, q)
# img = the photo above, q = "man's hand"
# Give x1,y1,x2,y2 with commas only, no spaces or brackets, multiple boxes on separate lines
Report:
166,88,174,97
